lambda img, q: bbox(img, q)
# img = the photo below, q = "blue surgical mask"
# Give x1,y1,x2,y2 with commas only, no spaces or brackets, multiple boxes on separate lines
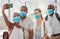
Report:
20,11,26,17
13,16,21,23
35,14,41,20
48,9,54,14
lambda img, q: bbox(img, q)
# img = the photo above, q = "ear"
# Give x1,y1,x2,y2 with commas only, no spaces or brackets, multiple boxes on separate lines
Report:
53,8,55,10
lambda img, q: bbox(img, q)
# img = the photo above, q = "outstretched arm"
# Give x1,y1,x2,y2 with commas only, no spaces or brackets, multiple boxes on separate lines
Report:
2,4,13,29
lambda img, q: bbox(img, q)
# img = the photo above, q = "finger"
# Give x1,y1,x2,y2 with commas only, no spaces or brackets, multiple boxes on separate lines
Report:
3,3,9,8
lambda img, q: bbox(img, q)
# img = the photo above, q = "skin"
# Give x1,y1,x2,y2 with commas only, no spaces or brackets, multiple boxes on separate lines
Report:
48,4,55,17
34,9,49,39
20,6,28,20
42,4,55,39
2,4,22,36
34,10,43,26
46,5,55,38
20,6,34,39
3,32,9,39
47,4,60,39
2,4,33,39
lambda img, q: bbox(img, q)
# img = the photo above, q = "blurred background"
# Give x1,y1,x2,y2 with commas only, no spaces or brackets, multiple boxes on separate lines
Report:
0,0,60,39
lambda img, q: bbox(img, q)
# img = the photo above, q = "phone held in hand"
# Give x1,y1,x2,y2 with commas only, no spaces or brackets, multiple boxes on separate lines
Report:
8,4,13,8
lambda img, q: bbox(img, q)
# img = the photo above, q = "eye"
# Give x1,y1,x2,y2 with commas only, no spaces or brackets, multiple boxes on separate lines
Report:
14,16,15,17
14,16,17,17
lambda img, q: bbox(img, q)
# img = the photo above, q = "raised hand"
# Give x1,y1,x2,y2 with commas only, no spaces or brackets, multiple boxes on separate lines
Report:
2,3,9,12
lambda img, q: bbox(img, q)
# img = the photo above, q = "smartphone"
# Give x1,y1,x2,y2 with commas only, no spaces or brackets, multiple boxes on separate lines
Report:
8,4,13,8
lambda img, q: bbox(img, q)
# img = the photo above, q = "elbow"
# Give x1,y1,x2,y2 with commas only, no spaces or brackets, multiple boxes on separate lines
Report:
29,29,34,39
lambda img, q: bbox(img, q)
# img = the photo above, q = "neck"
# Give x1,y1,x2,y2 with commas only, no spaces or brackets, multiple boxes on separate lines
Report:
49,13,54,17
14,23,19,26
37,18,43,22
14,23,21,28
37,18,43,26
21,16,26,20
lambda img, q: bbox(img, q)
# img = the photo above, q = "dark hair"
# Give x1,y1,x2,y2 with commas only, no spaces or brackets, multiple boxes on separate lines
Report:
14,12,20,15
21,6,28,11
34,8,43,19
3,32,9,39
48,4,55,10
34,8,41,12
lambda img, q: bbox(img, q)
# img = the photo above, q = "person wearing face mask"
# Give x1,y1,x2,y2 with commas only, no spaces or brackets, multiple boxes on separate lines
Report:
45,4,60,39
19,6,34,39
2,4,24,39
34,8,52,39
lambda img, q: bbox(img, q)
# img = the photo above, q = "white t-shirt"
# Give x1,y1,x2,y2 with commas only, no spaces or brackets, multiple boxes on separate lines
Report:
9,26,23,39
48,14,60,34
19,17,35,39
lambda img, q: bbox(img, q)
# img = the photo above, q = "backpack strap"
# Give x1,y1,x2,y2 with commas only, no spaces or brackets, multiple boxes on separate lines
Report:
55,13,60,22
45,15,48,21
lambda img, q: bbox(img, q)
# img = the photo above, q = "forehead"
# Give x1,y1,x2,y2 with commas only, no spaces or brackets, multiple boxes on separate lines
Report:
48,5,54,9
34,10,40,13
13,13,20,16
21,7,27,11
34,11,41,14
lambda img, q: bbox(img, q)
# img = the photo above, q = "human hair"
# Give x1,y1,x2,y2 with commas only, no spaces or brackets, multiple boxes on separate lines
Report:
48,4,55,10
21,6,28,11
34,8,41,12
34,8,43,19
3,32,9,39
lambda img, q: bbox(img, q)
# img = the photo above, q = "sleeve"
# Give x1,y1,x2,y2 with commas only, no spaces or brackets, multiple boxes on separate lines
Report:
29,17,36,30
45,21,52,37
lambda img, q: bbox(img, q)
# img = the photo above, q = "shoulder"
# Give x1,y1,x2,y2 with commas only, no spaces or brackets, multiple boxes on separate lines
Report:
45,20,49,24
42,19,50,25
55,13,60,22
26,16,33,22
45,15,48,21
55,13,59,17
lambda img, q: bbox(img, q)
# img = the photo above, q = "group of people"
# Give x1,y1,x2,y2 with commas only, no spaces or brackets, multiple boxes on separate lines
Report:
2,3,60,39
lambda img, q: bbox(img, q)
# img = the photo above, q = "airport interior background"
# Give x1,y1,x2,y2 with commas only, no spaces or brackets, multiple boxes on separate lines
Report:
0,0,60,39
